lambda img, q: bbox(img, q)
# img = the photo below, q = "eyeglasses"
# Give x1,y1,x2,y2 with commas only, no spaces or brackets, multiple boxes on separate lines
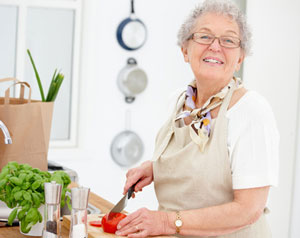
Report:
187,32,241,49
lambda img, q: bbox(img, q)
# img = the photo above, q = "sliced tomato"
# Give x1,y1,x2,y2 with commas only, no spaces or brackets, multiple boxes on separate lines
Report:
89,220,102,227
101,212,127,234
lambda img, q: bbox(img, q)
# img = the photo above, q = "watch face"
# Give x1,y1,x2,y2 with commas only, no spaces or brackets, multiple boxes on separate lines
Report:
175,220,183,227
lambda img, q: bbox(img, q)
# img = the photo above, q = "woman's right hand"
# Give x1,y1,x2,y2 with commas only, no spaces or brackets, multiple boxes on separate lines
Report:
123,160,153,196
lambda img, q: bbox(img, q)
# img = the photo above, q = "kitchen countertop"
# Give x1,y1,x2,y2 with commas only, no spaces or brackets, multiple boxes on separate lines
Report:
0,184,175,238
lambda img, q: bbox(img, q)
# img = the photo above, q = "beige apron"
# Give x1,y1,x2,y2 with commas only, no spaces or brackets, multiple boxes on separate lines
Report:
153,84,271,238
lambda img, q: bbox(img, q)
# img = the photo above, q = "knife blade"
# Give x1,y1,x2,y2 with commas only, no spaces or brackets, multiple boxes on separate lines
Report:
108,181,138,220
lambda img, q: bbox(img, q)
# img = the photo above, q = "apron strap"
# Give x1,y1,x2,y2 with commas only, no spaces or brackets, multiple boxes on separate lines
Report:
152,90,186,161
173,90,186,117
217,82,237,118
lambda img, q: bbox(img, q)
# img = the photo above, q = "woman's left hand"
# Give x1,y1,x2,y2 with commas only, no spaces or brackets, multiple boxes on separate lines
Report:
115,208,171,237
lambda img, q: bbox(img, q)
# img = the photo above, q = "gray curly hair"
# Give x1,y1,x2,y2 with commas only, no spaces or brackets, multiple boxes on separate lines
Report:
177,0,252,56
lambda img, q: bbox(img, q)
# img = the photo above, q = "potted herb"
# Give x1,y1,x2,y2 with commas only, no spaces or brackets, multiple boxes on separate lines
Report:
0,161,71,234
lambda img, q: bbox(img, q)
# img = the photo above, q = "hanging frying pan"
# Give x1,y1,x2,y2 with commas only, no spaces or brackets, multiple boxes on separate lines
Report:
110,110,144,167
116,0,147,51
110,130,144,167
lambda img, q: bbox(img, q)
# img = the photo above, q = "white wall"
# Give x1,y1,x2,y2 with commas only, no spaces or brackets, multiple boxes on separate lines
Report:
244,1,300,237
49,0,300,237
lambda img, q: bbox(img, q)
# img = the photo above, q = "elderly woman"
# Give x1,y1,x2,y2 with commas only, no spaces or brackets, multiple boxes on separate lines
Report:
116,0,279,237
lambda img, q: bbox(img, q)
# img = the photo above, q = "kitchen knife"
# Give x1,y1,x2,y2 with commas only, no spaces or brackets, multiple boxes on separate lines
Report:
107,181,138,220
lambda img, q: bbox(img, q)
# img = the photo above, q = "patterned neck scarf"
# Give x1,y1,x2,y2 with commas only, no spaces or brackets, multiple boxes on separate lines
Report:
175,77,243,151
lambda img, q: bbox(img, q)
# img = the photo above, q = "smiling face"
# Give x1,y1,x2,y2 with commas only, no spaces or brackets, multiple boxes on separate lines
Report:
181,12,245,84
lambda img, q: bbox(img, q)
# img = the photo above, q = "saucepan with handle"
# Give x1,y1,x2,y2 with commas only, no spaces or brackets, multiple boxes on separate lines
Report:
117,57,148,103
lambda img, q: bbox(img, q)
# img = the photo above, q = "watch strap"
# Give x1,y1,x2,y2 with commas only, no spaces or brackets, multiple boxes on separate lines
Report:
175,211,182,234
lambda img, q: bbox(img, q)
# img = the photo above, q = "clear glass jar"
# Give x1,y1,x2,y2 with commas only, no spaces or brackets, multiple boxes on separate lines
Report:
69,187,90,238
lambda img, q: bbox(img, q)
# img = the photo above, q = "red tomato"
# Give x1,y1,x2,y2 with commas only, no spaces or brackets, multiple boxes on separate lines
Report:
101,212,127,234
89,220,102,227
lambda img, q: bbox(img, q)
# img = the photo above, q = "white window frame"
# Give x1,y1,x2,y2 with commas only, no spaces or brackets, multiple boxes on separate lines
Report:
0,0,82,148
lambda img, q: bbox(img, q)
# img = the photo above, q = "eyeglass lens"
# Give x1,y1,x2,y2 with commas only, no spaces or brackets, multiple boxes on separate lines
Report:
192,33,240,48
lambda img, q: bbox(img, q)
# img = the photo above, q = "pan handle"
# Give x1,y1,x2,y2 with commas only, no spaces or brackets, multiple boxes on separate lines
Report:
125,96,135,103
131,0,135,14
127,57,137,65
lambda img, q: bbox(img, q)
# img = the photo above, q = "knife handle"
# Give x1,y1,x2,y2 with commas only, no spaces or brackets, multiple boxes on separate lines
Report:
127,179,140,199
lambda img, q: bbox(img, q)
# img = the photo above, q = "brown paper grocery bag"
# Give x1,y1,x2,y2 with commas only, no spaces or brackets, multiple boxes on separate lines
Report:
0,78,54,171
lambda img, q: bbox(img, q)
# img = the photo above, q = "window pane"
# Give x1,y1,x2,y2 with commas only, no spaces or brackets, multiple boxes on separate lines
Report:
25,7,74,140
0,5,18,96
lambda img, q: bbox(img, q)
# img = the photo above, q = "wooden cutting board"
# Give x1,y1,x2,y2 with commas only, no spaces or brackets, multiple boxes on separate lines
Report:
62,214,175,238
63,214,120,238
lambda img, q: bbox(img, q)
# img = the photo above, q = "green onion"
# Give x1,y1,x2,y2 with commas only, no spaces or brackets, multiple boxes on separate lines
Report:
50,73,64,102
27,49,64,102
27,49,45,102
46,70,57,102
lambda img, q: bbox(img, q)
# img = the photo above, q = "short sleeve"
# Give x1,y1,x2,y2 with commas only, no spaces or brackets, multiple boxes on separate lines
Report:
227,91,280,189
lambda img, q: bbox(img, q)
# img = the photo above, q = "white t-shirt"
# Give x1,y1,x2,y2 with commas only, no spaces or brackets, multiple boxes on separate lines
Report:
168,89,280,190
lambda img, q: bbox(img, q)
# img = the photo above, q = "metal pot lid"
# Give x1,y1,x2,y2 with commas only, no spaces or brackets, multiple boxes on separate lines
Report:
110,130,144,167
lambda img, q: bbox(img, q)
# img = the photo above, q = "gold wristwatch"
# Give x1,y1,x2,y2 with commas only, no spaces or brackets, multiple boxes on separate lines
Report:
175,211,183,234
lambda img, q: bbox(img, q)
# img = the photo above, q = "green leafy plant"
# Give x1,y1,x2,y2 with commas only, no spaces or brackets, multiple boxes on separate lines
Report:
27,49,64,102
0,161,72,233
